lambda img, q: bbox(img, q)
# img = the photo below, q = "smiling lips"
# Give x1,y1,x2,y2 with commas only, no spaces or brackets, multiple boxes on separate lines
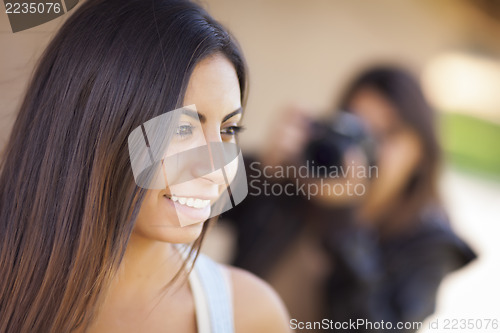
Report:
168,195,211,209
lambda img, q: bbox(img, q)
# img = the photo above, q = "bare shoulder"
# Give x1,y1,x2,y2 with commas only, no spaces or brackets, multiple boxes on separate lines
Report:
222,266,292,333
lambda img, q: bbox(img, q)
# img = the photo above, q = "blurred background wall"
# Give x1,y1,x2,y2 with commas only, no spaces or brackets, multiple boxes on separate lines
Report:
1,0,499,330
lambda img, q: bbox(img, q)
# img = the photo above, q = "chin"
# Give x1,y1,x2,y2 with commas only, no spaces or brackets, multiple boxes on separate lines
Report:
156,221,206,244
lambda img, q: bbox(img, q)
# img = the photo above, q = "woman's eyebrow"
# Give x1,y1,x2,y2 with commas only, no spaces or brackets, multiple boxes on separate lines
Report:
180,107,242,123
222,108,242,122
181,108,205,122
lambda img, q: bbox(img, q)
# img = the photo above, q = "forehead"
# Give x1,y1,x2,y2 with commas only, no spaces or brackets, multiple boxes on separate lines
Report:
348,88,400,131
183,54,241,119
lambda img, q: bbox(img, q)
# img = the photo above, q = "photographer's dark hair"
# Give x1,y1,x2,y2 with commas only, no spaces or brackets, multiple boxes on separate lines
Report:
0,0,246,331
339,66,440,235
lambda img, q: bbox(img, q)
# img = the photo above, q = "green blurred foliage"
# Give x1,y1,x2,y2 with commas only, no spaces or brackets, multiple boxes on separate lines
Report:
440,112,500,179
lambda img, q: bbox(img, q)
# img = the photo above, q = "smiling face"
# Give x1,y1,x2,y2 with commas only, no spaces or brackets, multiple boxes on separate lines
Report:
133,53,243,244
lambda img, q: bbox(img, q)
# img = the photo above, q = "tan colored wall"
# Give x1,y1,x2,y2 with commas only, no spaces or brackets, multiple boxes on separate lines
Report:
202,0,500,151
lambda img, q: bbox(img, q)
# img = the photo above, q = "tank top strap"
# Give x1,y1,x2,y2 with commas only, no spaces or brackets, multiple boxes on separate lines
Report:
189,253,234,333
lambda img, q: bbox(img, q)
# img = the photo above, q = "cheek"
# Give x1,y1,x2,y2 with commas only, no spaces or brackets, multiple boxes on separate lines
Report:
134,190,174,231
135,190,160,227
224,155,239,184
378,130,424,174
133,190,205,243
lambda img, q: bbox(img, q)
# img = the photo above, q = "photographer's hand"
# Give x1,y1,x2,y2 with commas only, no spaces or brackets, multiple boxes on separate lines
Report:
260,106,312,169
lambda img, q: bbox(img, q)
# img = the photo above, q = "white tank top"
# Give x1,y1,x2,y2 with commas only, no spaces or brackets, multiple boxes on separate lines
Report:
188,253,234,333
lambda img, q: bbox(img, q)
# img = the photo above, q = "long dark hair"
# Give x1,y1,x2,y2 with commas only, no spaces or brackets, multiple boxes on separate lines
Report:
0,0,246,331
339,66,440,235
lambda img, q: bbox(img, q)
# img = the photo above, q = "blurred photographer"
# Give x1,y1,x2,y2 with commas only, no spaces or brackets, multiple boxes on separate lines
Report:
222,66,476,332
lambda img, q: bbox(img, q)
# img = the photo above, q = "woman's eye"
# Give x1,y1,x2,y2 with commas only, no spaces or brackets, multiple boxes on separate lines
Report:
221,125,245,136
175,125,193,138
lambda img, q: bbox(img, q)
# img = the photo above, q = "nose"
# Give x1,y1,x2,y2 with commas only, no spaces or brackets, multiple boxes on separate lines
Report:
198,167,228,186
190,128,227,185
203,126,223,145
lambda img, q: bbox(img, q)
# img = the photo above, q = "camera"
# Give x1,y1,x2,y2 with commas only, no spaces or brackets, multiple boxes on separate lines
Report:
303,110,377,177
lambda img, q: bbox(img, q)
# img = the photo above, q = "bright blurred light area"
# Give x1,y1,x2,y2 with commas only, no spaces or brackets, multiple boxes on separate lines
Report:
422,52,500,123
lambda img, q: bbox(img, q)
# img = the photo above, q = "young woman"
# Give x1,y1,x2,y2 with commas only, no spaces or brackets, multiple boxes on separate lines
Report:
326,66,477,329
224,66,476,332
0,0,290,332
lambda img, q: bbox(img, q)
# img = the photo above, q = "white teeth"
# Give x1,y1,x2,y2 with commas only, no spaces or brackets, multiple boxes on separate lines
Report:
169,195,210,209
193,199,203,208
